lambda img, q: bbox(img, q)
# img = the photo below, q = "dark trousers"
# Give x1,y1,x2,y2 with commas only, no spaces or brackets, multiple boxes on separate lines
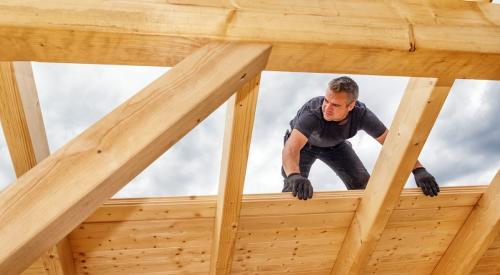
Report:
281,130,370,192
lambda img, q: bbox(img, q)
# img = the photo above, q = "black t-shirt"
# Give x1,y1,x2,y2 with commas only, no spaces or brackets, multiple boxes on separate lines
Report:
290,97,387,147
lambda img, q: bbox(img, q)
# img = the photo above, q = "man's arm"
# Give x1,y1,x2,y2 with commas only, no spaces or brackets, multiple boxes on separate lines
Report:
282,129,313,200
282,129,308,176
374,129,439,196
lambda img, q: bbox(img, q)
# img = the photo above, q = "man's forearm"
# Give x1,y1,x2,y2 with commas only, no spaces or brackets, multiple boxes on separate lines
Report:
282,148,301,176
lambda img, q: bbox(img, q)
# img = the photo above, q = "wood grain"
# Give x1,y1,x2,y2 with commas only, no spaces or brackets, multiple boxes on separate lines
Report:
0,1,499,79
0,42,271,275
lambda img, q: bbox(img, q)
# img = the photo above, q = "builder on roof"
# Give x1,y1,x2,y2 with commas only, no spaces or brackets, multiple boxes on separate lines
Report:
281,76,439,200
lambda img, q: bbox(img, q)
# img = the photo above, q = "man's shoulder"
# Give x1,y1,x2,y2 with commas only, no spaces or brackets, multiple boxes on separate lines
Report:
290,97,323,130
303,96,323,109
298,96,323,117
354,100,367,110
349,100,374,123
351,100,370,116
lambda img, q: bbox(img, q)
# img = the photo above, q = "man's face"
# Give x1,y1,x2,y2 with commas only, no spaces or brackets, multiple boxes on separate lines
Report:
322,89,356,122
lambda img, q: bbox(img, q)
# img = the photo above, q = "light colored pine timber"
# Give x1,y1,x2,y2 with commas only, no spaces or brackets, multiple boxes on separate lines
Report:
433,170,500,274
0,41,271,275
235,226,350,243
238,212,354,231
62,186,492,274
210,74,261,274
86,200,217,222
0,62,75,275
365,210,475,274
21,258,46,275
82,187,485,223
330,78,453,274
471,234,500,274
73,246,211,275
0,62,49,176
83,187,485,222
0,1,500,79
41,238,76,275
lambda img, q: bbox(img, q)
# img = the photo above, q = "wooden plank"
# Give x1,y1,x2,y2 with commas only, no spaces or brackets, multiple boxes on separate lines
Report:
210,74,261,274
239,213,353,231
168,0,496,9
330,78,453,274
235,227,350,243
63,186,493,274
0,62,49,176
1,1,500,79
0,62,75,275
41,239,76,275
366,207,475,274
82,187,485,223
432,170,500,274
0,42,271,275
471,234,500,274
21,259,46,275
87,200,217,222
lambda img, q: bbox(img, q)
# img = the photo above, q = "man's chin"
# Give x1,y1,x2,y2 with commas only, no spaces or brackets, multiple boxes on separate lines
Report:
324,115,335,121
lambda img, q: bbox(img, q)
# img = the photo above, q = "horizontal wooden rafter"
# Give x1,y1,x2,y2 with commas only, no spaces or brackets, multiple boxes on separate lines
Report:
0,1,500,79
0,41,271,275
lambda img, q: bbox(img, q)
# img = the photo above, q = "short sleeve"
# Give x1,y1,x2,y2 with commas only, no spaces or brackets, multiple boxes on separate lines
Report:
293,111,320,139
360,107,387,139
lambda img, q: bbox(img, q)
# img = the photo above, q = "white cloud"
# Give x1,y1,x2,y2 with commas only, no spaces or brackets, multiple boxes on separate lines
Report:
0,63,498,197
0,126,16,191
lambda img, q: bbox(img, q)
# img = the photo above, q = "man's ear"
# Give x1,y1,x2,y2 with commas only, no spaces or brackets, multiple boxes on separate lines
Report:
347,100,356,111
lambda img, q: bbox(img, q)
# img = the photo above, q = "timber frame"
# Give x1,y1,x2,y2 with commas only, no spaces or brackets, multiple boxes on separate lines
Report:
0,1,499,274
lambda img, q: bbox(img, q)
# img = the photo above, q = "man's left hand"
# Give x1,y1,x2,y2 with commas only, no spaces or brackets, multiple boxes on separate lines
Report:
413,167,439,197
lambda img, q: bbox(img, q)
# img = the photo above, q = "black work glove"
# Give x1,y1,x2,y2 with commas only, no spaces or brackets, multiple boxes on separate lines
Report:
285,173,313,200
413,167,439,197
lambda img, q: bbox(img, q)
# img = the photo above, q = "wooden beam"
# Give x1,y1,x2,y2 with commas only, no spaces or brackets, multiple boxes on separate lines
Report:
210,74,261,274
0,42,271,275
0,62,49,176
0,62,76,275
41,238,76,275
330,78,453,274
432,170,500,274
1,1,500,79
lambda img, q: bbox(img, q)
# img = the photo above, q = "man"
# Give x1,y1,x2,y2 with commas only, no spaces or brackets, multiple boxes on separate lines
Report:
281,76,439,200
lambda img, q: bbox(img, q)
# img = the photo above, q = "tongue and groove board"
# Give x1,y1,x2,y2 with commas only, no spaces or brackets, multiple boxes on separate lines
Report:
21,186,500,274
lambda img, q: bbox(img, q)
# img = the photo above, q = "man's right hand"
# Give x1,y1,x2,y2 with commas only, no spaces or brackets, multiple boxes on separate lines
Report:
286,173,313,200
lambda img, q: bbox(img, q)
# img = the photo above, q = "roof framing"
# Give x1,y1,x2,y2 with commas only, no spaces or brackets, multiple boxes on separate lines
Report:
0,62,49,175
0,42,271,275
331,78,453,274
42,186,494,274
433,170,500,274
0,62,76,275
0,1,499,274
0,1,499,80
211,74,261,274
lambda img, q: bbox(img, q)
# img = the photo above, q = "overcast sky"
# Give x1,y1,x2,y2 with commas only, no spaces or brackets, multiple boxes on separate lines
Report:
0,63,498,198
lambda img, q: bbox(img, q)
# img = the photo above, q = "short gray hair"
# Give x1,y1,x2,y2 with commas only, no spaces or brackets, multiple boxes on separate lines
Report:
328,76,359,102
